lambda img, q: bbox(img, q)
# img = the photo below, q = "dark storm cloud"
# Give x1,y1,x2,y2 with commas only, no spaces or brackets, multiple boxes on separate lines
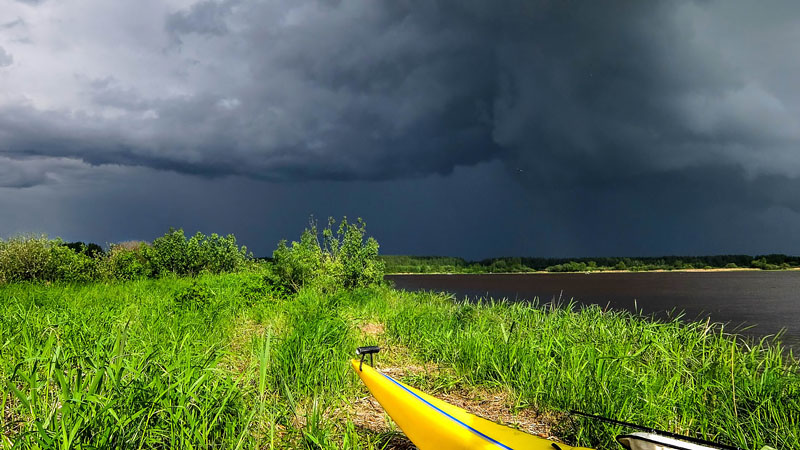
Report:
1,0,500,182
0,156,88,188
1,1,799,219
490,2,799,178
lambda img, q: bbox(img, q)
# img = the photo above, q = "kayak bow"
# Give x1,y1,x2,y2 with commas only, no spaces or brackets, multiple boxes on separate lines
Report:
351,359,593,450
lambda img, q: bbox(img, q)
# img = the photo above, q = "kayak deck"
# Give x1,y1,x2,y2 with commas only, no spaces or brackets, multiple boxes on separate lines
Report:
351,359,594,450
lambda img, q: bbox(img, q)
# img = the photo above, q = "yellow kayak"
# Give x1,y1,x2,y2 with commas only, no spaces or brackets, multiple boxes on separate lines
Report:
351,359,594,450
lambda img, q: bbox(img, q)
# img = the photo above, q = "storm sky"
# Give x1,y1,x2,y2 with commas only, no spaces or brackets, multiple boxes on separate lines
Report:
1,0,799,258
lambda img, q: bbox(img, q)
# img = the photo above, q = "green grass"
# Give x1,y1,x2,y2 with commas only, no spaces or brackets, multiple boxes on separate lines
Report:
1,274,798,449
383,296,799,449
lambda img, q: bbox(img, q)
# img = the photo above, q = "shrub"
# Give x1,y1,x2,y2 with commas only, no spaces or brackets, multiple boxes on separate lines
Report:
238,273,287,306
0,235,97,283
0,229,251,284
149,228,191,276
546,261,588,272
0,235,54,282
173,281,213,310
186,232,250,275
65,241,104,258
50,244,98,282
99,243,151,280
148,228,250,277
327,217,383,289
751,258,780,270
272,217,384,292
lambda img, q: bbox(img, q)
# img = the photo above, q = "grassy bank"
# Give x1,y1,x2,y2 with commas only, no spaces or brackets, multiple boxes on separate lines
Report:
1,273,798,449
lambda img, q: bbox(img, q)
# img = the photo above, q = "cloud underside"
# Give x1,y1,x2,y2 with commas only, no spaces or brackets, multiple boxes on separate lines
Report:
1,1,798,197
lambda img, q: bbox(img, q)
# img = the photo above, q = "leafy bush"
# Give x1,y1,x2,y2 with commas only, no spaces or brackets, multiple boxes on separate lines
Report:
99,243,151,280
50,244,98,282
174,281,213,310
0,235,98,283
65,241,104,258
272,217,384,292
0,235,55,283
186,232,249,274
238,273,286,306
272,227,321,292
547,261,590,273
751,258,780,270
334,217,383,289
149,228,250,277
1,229,251,285
149,229,191,276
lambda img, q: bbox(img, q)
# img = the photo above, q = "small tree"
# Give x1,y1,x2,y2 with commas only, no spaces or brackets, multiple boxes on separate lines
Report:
186,232,249,275
335,217,383,289
272,223,322,292
50,244,98,282
150,228,190,276
271,217,384,292
100,242,151,280
0,235,53,282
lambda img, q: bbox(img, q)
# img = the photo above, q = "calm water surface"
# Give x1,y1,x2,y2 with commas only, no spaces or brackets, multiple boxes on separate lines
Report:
386,271,800,349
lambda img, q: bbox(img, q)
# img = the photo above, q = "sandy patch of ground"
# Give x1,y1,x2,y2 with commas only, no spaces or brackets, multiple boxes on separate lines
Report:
359,322,385,337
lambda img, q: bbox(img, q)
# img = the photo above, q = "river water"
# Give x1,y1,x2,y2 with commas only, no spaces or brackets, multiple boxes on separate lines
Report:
386,271,800,349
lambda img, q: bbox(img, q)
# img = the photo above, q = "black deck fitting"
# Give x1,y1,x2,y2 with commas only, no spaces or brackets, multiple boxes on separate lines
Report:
356,346,380,371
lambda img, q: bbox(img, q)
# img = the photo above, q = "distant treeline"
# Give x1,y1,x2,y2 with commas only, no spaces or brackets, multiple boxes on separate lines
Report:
380,254,800,273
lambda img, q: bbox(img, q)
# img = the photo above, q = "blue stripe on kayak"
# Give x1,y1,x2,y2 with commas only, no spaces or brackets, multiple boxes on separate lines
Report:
379,372,515,450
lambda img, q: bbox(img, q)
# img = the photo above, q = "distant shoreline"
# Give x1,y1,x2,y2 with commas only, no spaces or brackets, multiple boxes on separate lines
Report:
380,254,800,274
385,267,800,275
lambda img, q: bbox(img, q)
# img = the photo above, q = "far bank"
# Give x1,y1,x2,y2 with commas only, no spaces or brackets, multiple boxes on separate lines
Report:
386,270,800,350
380,254,800,274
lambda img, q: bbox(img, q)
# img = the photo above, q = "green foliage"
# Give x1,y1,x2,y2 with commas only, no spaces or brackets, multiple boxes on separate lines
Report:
147,228,250,276
751,258,781,270
0,272,796,449
0,235,55,283
188,232,250,274
65,241,104,258
326,217,383,289
99,243,151,280
0,235,98,283
547,261,592,273
272,225,322,292
147,229,250,277
272,217,384,292
382,254,800,274
174,280,214,310
149,228,191,275
238,272,287,306
386,294,800,450
49,243,99,282
0,229,251,285
0,276,251,449
270,290,356,396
